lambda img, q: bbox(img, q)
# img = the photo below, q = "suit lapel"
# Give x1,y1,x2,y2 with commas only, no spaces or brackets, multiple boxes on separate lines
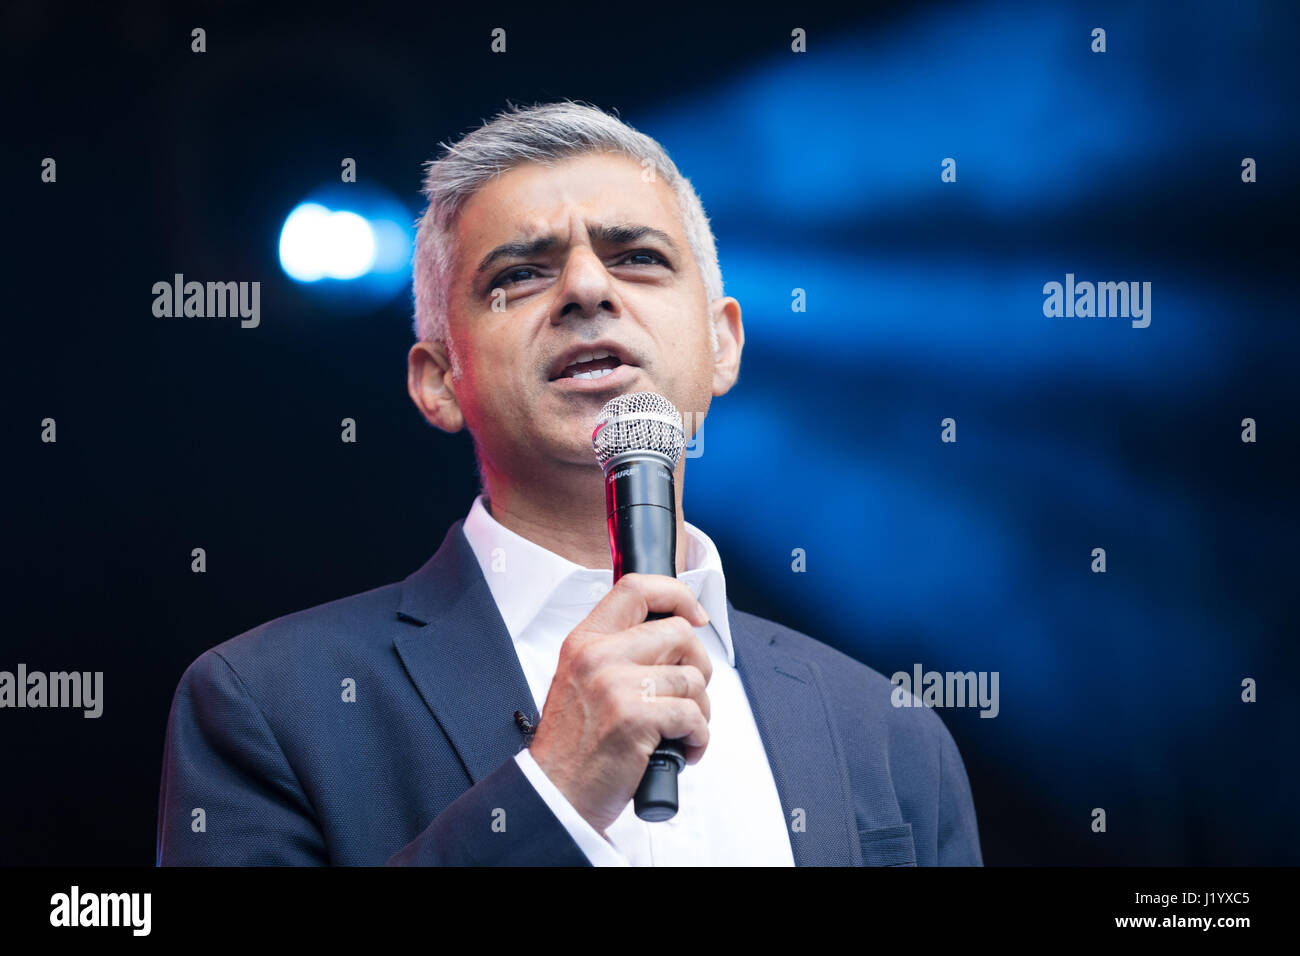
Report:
729,599,860,866
391,524,859,864
393,520,538,784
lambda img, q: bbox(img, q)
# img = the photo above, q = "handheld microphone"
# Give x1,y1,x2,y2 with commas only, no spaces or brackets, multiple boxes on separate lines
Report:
591,391,688,822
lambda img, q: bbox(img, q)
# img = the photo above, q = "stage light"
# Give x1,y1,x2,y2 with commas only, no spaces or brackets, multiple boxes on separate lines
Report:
279,203,377,282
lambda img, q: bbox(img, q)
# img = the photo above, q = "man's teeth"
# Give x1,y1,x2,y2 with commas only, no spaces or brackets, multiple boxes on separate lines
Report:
560,348,621,380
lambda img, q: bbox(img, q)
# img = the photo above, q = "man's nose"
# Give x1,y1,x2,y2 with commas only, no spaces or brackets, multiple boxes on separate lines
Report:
551,246,620,323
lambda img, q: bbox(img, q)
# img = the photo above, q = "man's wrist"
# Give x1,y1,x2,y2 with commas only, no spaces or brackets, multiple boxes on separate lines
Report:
513,749,628,866
527,744,600,834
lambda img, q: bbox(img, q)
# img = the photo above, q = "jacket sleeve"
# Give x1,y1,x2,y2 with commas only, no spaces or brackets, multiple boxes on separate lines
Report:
935,723,984,865
156,649,327,865
511,750,628,865
386,755,592,866
156,648,592,866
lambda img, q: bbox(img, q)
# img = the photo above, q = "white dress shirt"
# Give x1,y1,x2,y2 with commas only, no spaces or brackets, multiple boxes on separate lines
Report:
460,494,794,866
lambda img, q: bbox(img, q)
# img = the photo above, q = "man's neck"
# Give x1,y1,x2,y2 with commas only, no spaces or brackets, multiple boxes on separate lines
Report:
482,462,690,574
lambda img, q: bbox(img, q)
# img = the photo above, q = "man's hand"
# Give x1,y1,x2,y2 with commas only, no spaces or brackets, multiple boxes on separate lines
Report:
527,573,713,834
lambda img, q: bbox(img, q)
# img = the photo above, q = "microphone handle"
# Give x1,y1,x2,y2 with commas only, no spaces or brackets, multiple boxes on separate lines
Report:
605,456,685,822
633,610,688,822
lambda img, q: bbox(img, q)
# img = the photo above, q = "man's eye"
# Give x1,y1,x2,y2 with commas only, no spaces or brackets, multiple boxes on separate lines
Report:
491,251,665,292
619,251,666,266
494,266,540,288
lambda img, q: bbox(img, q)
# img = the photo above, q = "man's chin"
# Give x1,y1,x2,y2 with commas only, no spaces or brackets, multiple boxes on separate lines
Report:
537,372,665,457
518,419,604,468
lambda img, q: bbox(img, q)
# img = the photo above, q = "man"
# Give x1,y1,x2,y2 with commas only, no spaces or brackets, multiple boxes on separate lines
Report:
156,101,983,866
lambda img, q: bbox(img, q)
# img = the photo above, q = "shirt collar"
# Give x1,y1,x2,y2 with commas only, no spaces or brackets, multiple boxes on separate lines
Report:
461,494,734,666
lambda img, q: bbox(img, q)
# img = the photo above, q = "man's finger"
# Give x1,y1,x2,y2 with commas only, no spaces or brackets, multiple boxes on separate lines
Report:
583,572,708,634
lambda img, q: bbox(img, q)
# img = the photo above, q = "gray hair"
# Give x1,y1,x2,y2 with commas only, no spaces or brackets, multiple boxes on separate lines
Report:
411,100,724,377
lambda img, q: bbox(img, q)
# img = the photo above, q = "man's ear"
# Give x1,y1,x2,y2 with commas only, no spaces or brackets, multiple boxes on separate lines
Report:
710,296,744,397
407,339,464,432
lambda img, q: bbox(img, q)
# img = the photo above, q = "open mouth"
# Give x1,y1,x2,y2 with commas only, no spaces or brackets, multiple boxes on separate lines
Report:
553,349,625,381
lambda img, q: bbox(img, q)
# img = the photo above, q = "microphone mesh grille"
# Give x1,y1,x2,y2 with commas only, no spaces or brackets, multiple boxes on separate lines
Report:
591,391,686,469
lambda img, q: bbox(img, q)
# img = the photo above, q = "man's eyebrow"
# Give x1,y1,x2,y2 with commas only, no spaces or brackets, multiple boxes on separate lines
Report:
587,222,680,254
473,222,679,277
474,236,560,277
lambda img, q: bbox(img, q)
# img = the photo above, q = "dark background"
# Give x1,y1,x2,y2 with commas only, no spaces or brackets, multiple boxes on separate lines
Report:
4,0,1297,865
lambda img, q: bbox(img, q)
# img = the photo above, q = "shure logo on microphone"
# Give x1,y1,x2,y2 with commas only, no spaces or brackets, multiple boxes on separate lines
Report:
609,465,672,481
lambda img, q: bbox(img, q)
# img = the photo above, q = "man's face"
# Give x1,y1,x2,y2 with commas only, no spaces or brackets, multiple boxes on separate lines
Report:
442,151,725,477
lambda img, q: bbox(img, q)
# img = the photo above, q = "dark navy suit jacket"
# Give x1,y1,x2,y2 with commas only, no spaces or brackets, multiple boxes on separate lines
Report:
156,519,983,866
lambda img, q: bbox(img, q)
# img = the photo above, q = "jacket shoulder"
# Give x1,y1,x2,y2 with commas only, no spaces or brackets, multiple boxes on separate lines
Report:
190,578,408,688
728,606,961,755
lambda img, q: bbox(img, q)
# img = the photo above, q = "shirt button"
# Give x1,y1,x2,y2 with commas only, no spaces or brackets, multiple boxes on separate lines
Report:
587,581,608,601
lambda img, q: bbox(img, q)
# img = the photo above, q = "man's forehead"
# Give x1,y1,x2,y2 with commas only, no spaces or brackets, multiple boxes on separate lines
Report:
455,154,684,252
